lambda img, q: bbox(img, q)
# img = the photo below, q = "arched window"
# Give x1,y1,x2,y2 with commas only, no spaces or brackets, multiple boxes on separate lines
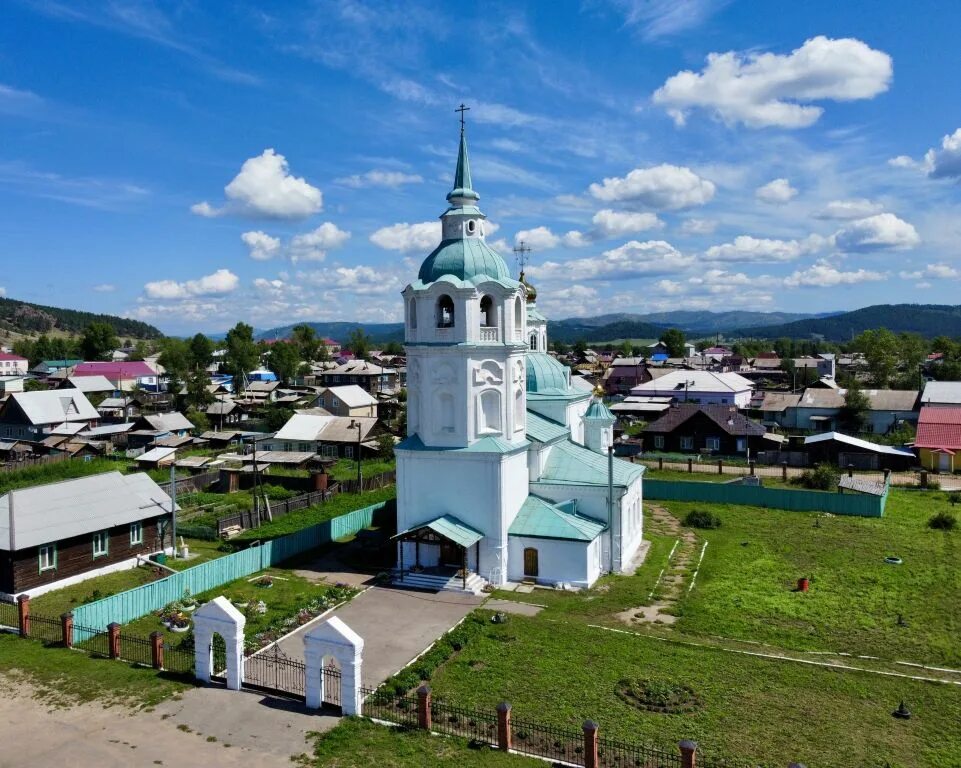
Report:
480,295,495,327
437,393,454,433
514,296,523,337
477,389,502,435
436,295,455,328
514,388,524,431
408,298,417,329
529,333,537,351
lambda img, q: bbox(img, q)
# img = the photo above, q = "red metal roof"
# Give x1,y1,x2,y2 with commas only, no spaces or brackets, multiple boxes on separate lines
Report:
73,361,157,379
0,353,27,361
914,407,961,450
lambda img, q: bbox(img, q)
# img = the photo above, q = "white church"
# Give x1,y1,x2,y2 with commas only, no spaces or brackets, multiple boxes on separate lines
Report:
393,122,644,593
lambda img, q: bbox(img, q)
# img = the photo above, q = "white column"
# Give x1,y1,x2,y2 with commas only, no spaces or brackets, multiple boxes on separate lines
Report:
303,616,365,715
192,596,246,692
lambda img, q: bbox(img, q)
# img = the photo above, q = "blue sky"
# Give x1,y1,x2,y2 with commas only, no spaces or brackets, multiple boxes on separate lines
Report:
2,0,961,335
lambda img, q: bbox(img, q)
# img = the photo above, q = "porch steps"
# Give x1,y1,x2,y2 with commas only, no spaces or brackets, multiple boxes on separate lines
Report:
393,570,487,596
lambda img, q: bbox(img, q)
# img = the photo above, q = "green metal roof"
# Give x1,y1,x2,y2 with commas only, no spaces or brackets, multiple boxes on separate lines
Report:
396,433,529,455
396,514,484,548
509,495,605,541
526,411,569,443
526,353,573,394
585,399,615,421
418,237,512,284
527,305,547,323
448,130,479,203
535,440,644,489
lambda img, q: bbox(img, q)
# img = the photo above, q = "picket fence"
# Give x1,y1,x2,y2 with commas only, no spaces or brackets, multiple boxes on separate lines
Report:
644,478,888,517
71,500,390,641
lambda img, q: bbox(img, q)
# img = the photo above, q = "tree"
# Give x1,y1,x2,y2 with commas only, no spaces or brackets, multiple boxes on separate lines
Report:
382,340,405,356
291,324,320,362
267,341,302,384
157,338,190,380
840,382,871,433
552,340,570,356
188,333,214,371
80,322,118,361
347,328,371,360
852,328,899,387
185,408,210,432
224,322,259,391
184,370,214,410
127,340,149,361
264,405,294,432
572,339,588,359
659,328,687,358
619,340,634,358
377,433,395,459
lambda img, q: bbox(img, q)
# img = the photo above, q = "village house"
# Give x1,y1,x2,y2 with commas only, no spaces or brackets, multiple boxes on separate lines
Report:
920,381,961,408
96,395,140,423
0,389,99,441
30,359,82,379
318,360,399,396
265,412,381,459
803,432,916,471
913,407,961,472
313,385,379,418
630,369,754,408
0,471,174,597
72,361,161,392
206,398,242,430
643,403,768,456
776,388,919,434
60,374,117,398
0,353,28,377
603,357,652,396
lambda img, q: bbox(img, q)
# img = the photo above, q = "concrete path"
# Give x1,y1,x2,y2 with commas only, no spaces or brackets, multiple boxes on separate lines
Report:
271,585,483,686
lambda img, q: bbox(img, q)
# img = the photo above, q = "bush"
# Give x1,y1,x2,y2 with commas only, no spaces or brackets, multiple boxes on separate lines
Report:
928,511,957,530
791,464,840,491
683,509,721,529
948,491,961,506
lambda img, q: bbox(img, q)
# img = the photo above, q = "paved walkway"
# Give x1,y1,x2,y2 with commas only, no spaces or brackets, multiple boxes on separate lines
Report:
271,585,483,686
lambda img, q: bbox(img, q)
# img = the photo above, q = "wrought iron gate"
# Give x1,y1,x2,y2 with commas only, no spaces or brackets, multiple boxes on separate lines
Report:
243,643,307,701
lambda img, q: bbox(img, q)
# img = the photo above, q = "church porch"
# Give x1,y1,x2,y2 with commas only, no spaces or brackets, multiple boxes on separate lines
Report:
392,515,487,595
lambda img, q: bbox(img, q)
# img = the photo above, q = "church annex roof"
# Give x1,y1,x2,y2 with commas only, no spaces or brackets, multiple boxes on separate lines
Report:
526,352,572,395
509,495,606,542
535,440,644,489
526,411,569,443
394,514,484,549
395,433,529,455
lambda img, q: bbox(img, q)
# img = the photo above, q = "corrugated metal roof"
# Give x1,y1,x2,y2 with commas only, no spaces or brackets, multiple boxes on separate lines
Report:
525,411,569,443
631,369,753,395
803,432,915,457
915,406,961,449
6,389,99,425
73,361,157,379
275,413,378,443
395,514,484,549
536,440,644,488
136,446,177,463
66,375,116,393
0,471,175,551
320,385,378,408
140,412,194,432
509,495,605,541
921,381,961,405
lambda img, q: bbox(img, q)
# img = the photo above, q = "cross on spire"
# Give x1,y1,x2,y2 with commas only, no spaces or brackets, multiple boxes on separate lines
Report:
455,103,470,133
513,240,532,274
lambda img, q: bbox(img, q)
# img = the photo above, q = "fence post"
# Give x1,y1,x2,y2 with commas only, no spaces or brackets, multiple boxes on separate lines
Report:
61,612,74,649
17,594,29,638
749,460,756,476
679,739,697,768
782,461,788,481
150,631,165,669
717,459,723,475
108,622,121,660
583,720,599,768
687,458,693,473
496,702,512,751
920,470,928,489
848,464,854,478
417,685,432,731
658,457,663,470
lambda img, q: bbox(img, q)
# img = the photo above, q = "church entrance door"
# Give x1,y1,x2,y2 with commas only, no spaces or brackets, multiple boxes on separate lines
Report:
523,547,539,579
440,541,461,567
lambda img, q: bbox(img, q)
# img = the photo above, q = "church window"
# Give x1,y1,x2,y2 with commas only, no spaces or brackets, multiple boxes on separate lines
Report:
480,295,495,327
466,219,477,234
438,393,455,433
513,296,522,336
513,388,524,431
408,298,417,329
477,389,502,435
437,295,455,328
529,333,537,351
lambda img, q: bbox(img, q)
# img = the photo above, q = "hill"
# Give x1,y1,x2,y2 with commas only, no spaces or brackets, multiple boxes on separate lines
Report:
256,321,405,343
737,304,961,341
0,297,162,340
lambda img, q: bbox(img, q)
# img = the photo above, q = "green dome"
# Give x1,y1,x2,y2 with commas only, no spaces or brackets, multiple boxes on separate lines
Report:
526,353,572,394
418,238,512,284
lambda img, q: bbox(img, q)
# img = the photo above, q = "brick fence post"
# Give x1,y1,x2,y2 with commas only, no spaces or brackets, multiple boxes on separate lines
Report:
583,720,599,768
17,594,29,638
61,612,74,649
417,685,432,731
496,702,512,751
107,622,121,660
150,631,165,670
679,739,697,768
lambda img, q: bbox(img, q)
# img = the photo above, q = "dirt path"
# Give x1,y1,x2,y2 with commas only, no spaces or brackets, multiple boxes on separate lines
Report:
618,504,698,627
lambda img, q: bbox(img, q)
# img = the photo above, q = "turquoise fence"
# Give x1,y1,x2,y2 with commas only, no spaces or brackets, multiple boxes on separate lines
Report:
644,479,887,517
71,501,392,641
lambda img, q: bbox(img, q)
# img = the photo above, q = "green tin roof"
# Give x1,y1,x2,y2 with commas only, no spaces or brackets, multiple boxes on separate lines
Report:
396,514,484,548
585,399,615,421
535,440,644,489
526,353,574,395
418,237,513,284
396,433,529,455
526,411,570,443
448,130,479,203
509,495,605,541
527,305,547,323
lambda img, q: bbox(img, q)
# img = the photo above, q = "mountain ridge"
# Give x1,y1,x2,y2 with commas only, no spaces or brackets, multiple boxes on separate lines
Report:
0,296,162,340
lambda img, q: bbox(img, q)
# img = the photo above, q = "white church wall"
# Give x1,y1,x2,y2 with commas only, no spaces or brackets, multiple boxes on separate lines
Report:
618,480,645,567
567,399,590,444
507,536,595,588
527,399,571,428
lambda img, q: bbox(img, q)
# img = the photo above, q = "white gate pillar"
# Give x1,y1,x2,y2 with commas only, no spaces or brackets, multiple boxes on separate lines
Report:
304,616,364,715
193,596,246,691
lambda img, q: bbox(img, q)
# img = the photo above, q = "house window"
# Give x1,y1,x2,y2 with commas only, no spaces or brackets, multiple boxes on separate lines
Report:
706,437,720,451
736,438,747,452
38,544,57,572
332,398,339,407
322,444,338,458
680,436,694,451
317,397,325,407
92,530,109,558
654,436,665,450
345,446,354,458
283,442,292,451
130,522,143,545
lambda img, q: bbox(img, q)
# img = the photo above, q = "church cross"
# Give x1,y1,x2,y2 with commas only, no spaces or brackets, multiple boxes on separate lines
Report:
455,103,470,131
513,241,532,274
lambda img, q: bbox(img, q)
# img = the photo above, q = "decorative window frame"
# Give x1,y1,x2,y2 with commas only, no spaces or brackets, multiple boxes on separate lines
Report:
38,543,57,573
129,522,143,546
92,530,109,558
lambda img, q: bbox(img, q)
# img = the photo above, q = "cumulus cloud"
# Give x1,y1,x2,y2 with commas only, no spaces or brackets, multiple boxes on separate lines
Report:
705,234,823,263
888,155,917,169
144,268,239,299
653,36,892,128
589,164,715,210
922,128,961,179
679,218,717,235
369,221,440,253
336,169,423,188
755,178,797,204
899,263,960,280
242,230,282,261
515,226,561,250
92,283,116,292
591,209,664,236
531,240,694,282
814,198,883,220
833,213,920,252
192,149,323,219
290,222,351,262
784,259,886,288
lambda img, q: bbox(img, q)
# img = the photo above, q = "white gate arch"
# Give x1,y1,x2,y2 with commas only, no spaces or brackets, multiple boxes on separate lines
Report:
304,616,364,715
193,596,245,691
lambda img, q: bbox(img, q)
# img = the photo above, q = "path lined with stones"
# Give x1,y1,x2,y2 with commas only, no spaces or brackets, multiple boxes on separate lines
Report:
618,504,698,627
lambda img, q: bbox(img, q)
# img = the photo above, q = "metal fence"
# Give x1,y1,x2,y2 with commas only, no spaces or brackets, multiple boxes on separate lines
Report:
120,633,154,667
74,623,111,658
598,735,682,768
242,644,307,701
164,643,195,675
430,700,499,745
511,717,586,763
361,687,420,726
0,600,17,629
27,614,63,644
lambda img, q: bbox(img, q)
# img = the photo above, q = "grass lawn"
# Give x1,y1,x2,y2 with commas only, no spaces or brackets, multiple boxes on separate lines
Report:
328,457,395,481
0,632,191,708
0,457,133,494
165,537,228,570
302,718,544,768
31,566,162,619
429,613,961,768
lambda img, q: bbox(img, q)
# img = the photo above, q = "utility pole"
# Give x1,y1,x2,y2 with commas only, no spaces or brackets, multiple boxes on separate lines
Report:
349,420,363,489
169,452,178,559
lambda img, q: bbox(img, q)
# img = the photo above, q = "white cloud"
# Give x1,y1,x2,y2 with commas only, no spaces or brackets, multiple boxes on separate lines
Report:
241,230,282,261
369,221,440,253
705,234,820,263
336,170,423,188
814,198,883,220
755,178,797,204
679,218,717,235
0,286,5,297
531,240,694,282
898,263,960,280
193,149,323,219
922,128,961,179
612,0,728,41
834,213,920,252
589,164,715,210
92,283,116,293
888,155,917,169
144,268,239,299
653,36,892,128
253,277,287,295
290,222,351,262
591,209,664,236
515,226,561,250
784,259,886,288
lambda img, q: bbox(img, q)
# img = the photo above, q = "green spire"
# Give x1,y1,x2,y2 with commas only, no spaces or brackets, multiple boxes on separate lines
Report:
448,125,480,203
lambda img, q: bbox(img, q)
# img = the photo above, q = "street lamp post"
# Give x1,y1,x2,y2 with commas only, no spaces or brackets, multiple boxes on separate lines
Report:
349,420,363,490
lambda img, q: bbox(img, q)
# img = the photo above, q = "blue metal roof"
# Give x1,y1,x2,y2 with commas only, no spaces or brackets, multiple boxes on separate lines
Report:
526,353,572,394
526,411,570,443
535,440,644,488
